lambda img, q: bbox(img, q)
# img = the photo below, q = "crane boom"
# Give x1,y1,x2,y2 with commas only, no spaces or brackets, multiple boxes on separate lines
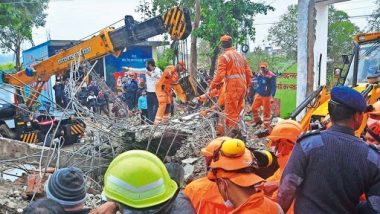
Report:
2,7,192,107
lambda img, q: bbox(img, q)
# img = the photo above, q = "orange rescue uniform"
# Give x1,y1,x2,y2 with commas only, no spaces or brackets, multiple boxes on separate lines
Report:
229,190,283,214
183,177,232,214
154,65,178,124
266,153,294,214
210,47,252,129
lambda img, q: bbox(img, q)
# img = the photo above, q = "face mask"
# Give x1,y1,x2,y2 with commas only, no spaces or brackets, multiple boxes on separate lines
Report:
224,199,234,208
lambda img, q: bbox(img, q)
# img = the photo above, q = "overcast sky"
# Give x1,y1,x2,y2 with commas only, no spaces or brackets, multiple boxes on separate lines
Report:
27,0,378,50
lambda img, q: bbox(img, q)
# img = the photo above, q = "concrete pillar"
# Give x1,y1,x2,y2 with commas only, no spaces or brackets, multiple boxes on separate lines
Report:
314,3,329,88
297,0,315,107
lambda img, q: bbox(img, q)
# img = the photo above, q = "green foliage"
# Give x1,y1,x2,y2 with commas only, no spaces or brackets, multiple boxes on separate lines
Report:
267,5,358,66
193,0,274,47
156,48,175,71
267,5,298,59
328,7,359,63
0,0,49,69
0,63,15,72
368,0,380,32
246,47,296,74
143,0,273,74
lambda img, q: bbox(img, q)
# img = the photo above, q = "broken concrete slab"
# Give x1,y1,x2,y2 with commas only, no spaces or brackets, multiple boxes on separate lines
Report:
0,137,109,174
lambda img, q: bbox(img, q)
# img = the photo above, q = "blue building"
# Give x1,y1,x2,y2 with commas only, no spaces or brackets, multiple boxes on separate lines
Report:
22,40,166,108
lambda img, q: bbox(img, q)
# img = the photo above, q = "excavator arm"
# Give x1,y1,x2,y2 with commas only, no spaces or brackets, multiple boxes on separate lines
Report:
2,7,192,108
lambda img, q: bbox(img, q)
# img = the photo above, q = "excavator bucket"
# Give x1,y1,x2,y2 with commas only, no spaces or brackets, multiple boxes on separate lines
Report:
110,7,192,51
173,76,196,103
163,7,192,40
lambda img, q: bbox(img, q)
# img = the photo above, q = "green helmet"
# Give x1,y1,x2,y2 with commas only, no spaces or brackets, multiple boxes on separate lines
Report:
103,150,178,209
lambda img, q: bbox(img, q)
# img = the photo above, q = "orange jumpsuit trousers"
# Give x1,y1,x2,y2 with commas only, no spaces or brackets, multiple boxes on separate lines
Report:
209,47,252,130
252,95,271,128
154,65,178,124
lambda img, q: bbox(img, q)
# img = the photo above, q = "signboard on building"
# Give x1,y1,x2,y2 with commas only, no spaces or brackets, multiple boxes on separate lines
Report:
105,46,152,89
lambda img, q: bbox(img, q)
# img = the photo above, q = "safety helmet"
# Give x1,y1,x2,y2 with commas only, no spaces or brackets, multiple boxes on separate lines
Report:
220,35,232,42
210,139,252,171
259,62,268,68
268,119,302,145
201,137,232,158
103,150,178,209
220,139,245,157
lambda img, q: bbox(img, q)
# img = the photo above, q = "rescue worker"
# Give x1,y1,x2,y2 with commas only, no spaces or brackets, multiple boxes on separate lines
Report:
278,86,380,213
366,101,380,146
154,61,186,125
209,139,284,214
209,35,252,132
250,62,276,129
264,120,302,214
99,150,195,214
184,137,233,214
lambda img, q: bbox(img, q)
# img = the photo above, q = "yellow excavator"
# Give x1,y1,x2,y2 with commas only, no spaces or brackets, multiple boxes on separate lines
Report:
0,7,192,144
290,32,380,137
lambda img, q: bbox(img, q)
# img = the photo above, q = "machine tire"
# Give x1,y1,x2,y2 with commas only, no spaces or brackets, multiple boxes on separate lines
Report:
0,124,15,139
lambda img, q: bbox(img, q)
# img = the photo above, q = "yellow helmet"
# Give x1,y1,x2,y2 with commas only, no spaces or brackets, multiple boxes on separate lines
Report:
220,139,246,157
201,136,232,158
103,150,177,209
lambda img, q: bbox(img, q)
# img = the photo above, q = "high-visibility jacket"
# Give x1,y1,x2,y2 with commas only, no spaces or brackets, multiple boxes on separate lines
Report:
210,48,252,92
209,47,252,128
183,177,232,214
154,65,179,124
229,190,284,214
155,65,178,95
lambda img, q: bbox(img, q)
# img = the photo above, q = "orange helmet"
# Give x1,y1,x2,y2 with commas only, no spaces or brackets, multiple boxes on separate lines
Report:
259,62,268,68
201,137,232,158
209,139,252,171
268,119,302,145
208,168,264,187
220,35,232,42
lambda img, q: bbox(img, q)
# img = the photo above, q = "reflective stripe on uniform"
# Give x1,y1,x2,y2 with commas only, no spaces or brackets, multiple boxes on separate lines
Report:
226,74,246,79
107,175,165,200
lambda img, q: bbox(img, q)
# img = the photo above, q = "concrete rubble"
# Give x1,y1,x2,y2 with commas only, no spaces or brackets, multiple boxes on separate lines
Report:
0,101,276,213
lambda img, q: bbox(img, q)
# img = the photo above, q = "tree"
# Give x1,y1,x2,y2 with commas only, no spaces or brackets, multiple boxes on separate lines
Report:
328,7,359,64
267,5,298,59
367,0,380,32
142,0,273,76
267,5,358,63
0,0,49,70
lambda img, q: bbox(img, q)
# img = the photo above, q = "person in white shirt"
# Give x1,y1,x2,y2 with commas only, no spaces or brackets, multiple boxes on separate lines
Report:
123,59,162,124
